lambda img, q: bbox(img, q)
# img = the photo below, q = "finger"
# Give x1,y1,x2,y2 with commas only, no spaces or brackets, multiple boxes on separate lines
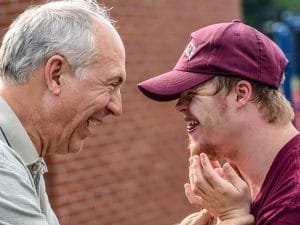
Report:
222,163,247,192
190,155,212,195
211,160,224,177
211,160,221,168
184,183,204,209
214,167,224,178
199,153,226,189
189,159,195,192
180,211,202,222
179,209,213,225
192,209,214,225
178,212,199,225
189,156,200,194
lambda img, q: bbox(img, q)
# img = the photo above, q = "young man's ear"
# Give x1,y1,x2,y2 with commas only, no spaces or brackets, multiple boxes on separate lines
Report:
44,55,69,95
234,80,252,107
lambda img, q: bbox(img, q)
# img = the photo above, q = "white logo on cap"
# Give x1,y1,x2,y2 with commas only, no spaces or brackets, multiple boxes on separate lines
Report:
184,41,196,60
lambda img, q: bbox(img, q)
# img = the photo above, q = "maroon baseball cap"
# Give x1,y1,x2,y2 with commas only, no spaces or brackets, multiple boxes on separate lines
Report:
137,20,288,101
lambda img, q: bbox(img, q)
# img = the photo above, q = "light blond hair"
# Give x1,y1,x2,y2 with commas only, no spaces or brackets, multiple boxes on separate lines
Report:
210,76,294,124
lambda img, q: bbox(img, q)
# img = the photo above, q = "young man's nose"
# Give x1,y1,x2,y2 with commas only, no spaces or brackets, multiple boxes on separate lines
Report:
175,97,188,113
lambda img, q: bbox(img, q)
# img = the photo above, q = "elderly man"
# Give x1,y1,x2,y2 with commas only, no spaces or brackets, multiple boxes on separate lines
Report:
138,20,300,224
0,0,125,224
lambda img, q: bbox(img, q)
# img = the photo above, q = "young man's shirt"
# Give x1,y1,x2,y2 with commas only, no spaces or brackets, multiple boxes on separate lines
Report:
251,133,300,224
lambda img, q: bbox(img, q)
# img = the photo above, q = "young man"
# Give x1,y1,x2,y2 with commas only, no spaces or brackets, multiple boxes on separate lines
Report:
138,20,300,224
0,1,125,224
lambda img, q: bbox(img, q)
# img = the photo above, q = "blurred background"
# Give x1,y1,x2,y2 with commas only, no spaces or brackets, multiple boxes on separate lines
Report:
0,0,300,225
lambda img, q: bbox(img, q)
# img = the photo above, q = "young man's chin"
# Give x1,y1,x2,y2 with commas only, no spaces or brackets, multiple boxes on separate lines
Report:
188,138,218,159
188,139,201,156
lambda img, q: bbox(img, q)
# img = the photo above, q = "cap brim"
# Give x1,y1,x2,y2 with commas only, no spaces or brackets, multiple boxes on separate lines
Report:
137,70,215,101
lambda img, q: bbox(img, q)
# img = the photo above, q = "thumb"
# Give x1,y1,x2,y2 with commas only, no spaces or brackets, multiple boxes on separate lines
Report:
192,209,214,225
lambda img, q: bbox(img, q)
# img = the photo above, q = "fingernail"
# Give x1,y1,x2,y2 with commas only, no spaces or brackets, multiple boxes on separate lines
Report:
223,162,232,171
200,153,206,160
200,154,208,165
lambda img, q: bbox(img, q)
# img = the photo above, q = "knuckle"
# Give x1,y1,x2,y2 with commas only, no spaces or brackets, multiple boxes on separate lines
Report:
189,198,198,205
215,186,228,196
190,184,198,193
194,179,202,189
190,199,203,209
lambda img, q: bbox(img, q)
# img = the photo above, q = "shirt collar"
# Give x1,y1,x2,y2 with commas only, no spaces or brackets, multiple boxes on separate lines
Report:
0,96,39,165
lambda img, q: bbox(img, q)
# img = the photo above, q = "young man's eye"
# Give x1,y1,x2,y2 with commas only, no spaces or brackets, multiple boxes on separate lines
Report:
187,91,196,97
180,91,195,102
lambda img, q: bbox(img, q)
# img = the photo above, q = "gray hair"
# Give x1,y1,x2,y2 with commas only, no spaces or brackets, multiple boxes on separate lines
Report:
0,0,114,84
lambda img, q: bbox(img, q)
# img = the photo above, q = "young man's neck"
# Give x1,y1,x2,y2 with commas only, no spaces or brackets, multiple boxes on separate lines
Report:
229,122,299,200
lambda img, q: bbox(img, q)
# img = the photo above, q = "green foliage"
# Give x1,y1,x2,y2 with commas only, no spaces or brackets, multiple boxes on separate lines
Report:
273,0,300,13
242,0,300,31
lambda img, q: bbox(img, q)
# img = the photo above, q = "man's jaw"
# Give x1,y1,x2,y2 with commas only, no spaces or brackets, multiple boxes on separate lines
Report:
188,139,218,159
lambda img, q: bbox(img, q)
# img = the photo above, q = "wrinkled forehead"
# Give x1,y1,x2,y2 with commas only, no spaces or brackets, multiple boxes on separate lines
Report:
92,18,125,59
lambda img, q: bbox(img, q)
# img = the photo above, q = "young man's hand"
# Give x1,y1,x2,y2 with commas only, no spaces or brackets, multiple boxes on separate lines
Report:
185,153,254,225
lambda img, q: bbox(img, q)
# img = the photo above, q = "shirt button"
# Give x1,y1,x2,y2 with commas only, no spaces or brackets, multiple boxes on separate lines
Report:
31,163,39,172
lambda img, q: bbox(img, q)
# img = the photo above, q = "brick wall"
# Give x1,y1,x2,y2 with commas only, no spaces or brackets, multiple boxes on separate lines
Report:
0,1,242,225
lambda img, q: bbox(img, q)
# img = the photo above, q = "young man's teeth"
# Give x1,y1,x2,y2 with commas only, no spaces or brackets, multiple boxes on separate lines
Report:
188,120,199,127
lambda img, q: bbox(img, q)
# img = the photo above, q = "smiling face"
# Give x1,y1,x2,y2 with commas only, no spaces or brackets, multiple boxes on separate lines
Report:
40,19,126,155
66,21,126,154
176,80,231,159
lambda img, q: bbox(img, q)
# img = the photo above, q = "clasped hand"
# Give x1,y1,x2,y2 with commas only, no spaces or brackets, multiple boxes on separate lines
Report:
179,153,254,225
